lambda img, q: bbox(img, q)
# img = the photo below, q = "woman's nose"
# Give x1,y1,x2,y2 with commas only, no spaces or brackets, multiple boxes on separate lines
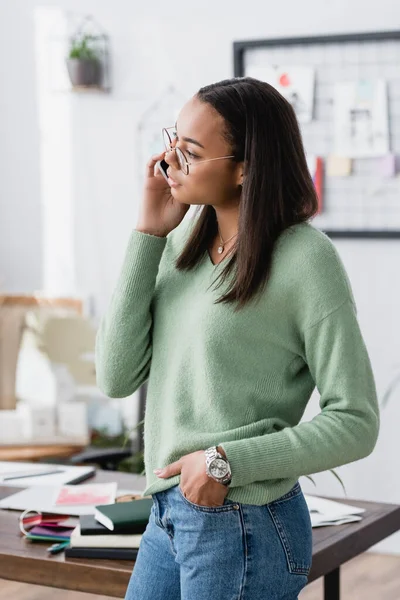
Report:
164,146,178,168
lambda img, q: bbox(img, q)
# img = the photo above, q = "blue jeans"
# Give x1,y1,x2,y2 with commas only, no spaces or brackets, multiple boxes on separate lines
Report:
124,481,312,600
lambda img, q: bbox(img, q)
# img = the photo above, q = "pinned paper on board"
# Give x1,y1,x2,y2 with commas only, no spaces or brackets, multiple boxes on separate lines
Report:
333,80,389,158
376,154,397,178
246,65,315,123
326,155,352,177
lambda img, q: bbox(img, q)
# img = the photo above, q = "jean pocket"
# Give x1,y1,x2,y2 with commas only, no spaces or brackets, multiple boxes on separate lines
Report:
177,485,239,514
267,484,313,576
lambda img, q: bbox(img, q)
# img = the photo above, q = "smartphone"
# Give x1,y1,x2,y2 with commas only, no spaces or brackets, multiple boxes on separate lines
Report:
156,159,169,183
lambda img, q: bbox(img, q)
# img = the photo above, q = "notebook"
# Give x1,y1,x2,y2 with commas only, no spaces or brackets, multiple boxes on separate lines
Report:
70,524,142,548
79,514,142,535
94,497,153,532
65,546,139,560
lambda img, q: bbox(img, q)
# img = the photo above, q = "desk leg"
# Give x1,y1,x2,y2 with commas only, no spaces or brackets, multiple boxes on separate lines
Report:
324,567,340,600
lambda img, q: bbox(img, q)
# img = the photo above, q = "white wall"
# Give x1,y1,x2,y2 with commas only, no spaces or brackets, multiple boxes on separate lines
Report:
0,2,42,291
1,0,400,552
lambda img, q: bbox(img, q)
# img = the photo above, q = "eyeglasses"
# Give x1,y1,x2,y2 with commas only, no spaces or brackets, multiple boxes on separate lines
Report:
162,127,235,175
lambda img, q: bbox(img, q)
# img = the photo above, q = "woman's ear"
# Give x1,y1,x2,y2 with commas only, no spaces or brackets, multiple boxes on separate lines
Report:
235,161,245,187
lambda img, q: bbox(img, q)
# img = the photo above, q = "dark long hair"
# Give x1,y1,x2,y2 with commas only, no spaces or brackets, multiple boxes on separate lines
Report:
175,76,319,311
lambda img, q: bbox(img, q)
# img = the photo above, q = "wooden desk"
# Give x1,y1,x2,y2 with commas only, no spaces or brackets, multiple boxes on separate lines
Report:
0,471,399,600
0,438,88,462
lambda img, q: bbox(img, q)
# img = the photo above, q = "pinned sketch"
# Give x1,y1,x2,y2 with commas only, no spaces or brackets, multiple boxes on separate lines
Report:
326,155,352,177
246,65,315,123
333,80,389,158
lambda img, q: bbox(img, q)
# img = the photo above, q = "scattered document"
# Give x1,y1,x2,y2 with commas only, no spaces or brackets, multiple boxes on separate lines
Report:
53,483,117,507
0,461,95,487
0,473,366,528
304,494,365,527
0,485,145,516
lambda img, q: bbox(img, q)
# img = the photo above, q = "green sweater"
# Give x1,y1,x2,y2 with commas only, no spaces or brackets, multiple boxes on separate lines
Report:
95,219,379,505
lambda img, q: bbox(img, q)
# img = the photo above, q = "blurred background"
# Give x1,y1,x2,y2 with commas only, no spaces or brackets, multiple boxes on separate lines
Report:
1,1,400,597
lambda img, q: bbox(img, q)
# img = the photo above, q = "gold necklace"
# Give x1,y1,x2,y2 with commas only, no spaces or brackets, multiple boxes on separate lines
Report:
217,226,238,254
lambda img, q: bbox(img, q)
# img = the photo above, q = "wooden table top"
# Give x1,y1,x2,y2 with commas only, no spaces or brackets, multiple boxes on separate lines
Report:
0,471,399,598
0,443,87,462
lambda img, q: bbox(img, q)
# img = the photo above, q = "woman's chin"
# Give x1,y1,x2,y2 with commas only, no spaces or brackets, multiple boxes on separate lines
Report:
170,190,205,206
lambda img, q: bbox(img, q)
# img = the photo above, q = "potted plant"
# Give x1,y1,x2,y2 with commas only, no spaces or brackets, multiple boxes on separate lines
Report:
66,34,103,89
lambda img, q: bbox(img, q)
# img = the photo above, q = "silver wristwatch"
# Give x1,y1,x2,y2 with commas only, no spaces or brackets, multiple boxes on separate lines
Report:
205,446,232,486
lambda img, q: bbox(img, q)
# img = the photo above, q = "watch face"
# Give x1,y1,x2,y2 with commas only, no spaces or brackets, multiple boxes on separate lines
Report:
210,458,228,478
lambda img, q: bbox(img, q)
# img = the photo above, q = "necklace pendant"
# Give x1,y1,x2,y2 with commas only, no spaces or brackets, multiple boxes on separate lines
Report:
217,245,224,254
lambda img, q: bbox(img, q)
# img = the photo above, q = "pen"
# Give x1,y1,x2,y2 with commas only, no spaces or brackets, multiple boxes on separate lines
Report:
47,541,70,554
3,469,64,481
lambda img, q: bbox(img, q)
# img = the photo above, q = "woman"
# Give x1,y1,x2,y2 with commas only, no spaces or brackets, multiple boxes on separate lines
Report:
95,77,380,600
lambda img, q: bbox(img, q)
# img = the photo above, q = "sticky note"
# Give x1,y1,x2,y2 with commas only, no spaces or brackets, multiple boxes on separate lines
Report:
326,155,352,177
377,154,396,178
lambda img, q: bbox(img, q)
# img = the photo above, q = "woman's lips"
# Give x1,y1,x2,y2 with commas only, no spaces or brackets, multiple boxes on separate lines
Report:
167,174,181,187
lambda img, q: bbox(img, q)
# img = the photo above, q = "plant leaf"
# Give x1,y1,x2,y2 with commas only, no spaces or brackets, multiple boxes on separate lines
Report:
381,373,400,409
68,33,100,60
122,420,144,448
329,469,347,495
303,475,316,487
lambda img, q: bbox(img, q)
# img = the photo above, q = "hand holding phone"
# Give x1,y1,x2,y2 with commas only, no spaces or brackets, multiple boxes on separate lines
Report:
135,151,190,238
155,158,169,183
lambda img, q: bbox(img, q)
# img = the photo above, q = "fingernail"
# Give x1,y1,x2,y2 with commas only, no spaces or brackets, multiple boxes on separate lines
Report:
153,469,162,474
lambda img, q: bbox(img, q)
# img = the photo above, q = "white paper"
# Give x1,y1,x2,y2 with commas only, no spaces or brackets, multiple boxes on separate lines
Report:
52,482,117,508
333,80,389,158
304,494,365,528
70,524,143,548
0,461,95,487
0,485,146,516
247,65,315,123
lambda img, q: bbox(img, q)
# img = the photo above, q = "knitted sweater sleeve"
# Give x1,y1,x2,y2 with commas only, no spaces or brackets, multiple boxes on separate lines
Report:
95,230,167,398
220,231,380,488
220,297,380,487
